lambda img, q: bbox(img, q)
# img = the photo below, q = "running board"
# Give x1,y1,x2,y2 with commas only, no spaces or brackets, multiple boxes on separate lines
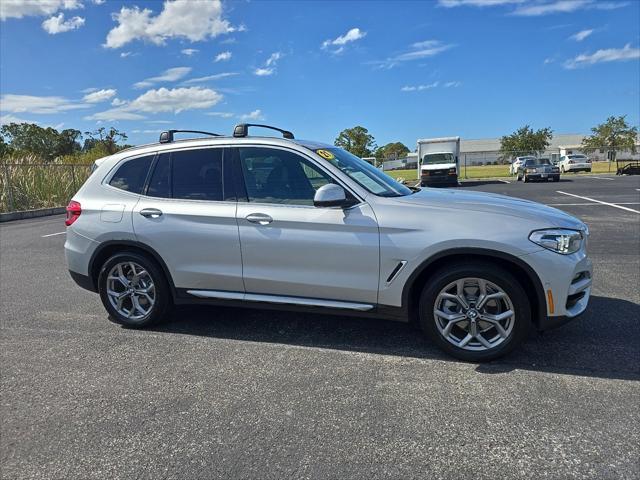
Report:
186,290,374,311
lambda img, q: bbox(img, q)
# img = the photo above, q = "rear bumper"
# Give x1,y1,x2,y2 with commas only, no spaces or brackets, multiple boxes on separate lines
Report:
69,270,97,292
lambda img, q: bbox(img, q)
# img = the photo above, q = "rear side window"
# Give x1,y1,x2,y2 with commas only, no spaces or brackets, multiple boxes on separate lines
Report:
146,148,224,201
109,155,154,194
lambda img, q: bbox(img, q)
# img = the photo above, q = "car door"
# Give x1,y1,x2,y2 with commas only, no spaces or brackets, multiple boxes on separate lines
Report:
132,146,244,293
233,146,380,305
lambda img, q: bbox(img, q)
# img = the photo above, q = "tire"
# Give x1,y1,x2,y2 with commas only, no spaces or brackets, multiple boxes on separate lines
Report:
561,166,565,173
418,262,531,362
98,251,172,328
523,175,529,183
553,177,560,182
516,173,521,181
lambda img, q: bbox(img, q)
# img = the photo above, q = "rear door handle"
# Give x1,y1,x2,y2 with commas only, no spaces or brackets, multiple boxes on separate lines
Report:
245,213,273,225
140,208,163,218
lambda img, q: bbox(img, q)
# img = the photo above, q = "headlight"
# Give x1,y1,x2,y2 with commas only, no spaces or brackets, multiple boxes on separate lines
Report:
529,229,583,255
526,168,536,173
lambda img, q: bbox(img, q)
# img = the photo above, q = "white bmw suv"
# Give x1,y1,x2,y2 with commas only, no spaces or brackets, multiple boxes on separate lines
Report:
65,124,592,361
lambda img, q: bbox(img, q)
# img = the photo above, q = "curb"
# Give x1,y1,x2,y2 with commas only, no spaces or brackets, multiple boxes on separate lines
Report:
0,207,66,223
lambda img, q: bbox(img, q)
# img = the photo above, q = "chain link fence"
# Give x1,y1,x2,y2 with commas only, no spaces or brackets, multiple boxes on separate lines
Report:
1,163,92,213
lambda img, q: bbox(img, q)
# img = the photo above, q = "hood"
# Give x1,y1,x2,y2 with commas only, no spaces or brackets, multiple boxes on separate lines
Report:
394,188,585,230
421,163,456,171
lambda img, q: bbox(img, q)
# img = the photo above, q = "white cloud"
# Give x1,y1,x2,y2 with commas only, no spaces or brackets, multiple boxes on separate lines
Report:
401,82,439,91
564,43,640,69
1,114,37,125
544,57,555,64
205,111,234,118
438,0,523,6
181,48,199,56
42,13,84,33
104,0,238,49
322,27,366,53
569,28,593,41
444,81,462,87
86,86,223,121
214,51,232,62
146,120,172,124
83,88,117,103
254,68,274,76
239,109,264,121
513,0,628,16
253,52,282,76
134,66,192,89
120,51,132,58
182,72,238,84
111,98,127,106
92,0,105,4
373,40,454,69
0,94,89,114
1,0,83,20
265,52,281,67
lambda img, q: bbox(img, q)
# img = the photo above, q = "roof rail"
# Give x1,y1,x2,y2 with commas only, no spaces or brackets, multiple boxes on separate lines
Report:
233,123,294,139
159,129,222,144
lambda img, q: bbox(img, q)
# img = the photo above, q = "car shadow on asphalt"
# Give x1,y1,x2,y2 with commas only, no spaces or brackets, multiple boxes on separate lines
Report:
147,295,639,381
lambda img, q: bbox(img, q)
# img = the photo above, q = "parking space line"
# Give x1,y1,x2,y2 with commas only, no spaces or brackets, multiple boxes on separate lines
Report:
585,176,615,180
548,202,640,206
499,179,510,184
41,232,66,238
556,191,640,213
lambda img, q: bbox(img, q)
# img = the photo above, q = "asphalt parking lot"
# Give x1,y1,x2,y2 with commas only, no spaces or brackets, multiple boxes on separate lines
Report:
1,174,639,480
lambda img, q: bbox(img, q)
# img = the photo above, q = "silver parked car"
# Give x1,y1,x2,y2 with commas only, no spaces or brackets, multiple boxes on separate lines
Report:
65,124,592,361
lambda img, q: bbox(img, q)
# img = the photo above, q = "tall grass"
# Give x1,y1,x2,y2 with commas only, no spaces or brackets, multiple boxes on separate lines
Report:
1,154,93,213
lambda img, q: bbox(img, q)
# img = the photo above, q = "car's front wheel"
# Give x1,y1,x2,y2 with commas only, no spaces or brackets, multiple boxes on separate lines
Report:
418,262,531,362
98,252,172,328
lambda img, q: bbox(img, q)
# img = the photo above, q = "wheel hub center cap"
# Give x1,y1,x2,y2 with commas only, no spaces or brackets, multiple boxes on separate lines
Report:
467,309,479,320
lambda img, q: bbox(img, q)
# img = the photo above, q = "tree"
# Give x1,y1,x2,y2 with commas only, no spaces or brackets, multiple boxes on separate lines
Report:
0,123,82,161
334,126,376,158
84,127,128,155
581,115,638,162
375,142,410,162
499,125,553,162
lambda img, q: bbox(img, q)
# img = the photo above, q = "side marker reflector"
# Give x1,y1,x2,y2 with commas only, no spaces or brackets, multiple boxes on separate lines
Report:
547,289,555,314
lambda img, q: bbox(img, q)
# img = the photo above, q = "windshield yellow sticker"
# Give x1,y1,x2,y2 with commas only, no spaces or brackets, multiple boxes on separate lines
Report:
316,149,335,160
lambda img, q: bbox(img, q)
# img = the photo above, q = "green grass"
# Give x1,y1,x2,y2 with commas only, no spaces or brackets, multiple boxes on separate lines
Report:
1,155,92,213
386,161,618,183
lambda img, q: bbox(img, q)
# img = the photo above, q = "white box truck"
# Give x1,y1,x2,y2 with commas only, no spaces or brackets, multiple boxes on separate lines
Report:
417,137,460,187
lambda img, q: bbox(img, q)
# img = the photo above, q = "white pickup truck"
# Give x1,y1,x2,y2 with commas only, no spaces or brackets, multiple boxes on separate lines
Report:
417,137,460,187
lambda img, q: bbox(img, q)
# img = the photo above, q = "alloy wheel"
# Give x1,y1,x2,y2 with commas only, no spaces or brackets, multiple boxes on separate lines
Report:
106,261,156,320
433,277,515,351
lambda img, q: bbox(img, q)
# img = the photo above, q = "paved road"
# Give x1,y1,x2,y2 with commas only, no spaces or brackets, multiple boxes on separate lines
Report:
1,174,639,479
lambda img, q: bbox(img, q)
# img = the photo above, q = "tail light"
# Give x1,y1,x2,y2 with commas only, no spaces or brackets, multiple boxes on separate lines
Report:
568,160,575,164
586,159,592,163
65,200,81,226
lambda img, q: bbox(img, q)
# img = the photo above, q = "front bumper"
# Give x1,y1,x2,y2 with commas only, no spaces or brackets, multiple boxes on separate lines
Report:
525,172,560,181
421,174,458,186
521,247,592,329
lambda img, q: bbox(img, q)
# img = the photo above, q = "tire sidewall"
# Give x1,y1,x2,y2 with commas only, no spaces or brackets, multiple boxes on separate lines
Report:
98,252,170,328
418,263,531,362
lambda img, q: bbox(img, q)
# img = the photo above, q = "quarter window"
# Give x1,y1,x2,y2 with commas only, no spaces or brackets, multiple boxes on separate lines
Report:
239,147,332,205
109,155,154,194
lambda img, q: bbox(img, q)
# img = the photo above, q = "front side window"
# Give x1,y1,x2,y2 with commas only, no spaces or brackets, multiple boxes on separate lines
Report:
109,155,154,194
239,147,332,205
146,148,224,201
313,147,412,197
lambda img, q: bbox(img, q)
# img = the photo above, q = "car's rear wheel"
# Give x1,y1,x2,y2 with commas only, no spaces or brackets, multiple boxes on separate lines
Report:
98,252,172,328
418,262,531,362
523,174,529,183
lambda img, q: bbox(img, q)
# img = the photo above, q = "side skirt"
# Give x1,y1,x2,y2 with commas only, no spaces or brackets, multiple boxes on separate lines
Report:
174,288,408,322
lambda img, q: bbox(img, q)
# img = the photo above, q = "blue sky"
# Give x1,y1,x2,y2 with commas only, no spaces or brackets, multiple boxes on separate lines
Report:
1,0,639,148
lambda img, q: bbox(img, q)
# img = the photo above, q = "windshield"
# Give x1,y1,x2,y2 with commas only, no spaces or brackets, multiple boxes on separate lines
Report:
313,147,412,197
422,153,454,165
569,155,587,159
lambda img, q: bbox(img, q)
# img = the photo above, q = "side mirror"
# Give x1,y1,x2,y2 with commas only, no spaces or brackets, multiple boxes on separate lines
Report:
314,184,349,208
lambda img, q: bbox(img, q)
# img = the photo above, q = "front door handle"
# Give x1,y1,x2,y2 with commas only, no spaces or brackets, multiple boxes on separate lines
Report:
245,213,273,225
140,208,163,219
